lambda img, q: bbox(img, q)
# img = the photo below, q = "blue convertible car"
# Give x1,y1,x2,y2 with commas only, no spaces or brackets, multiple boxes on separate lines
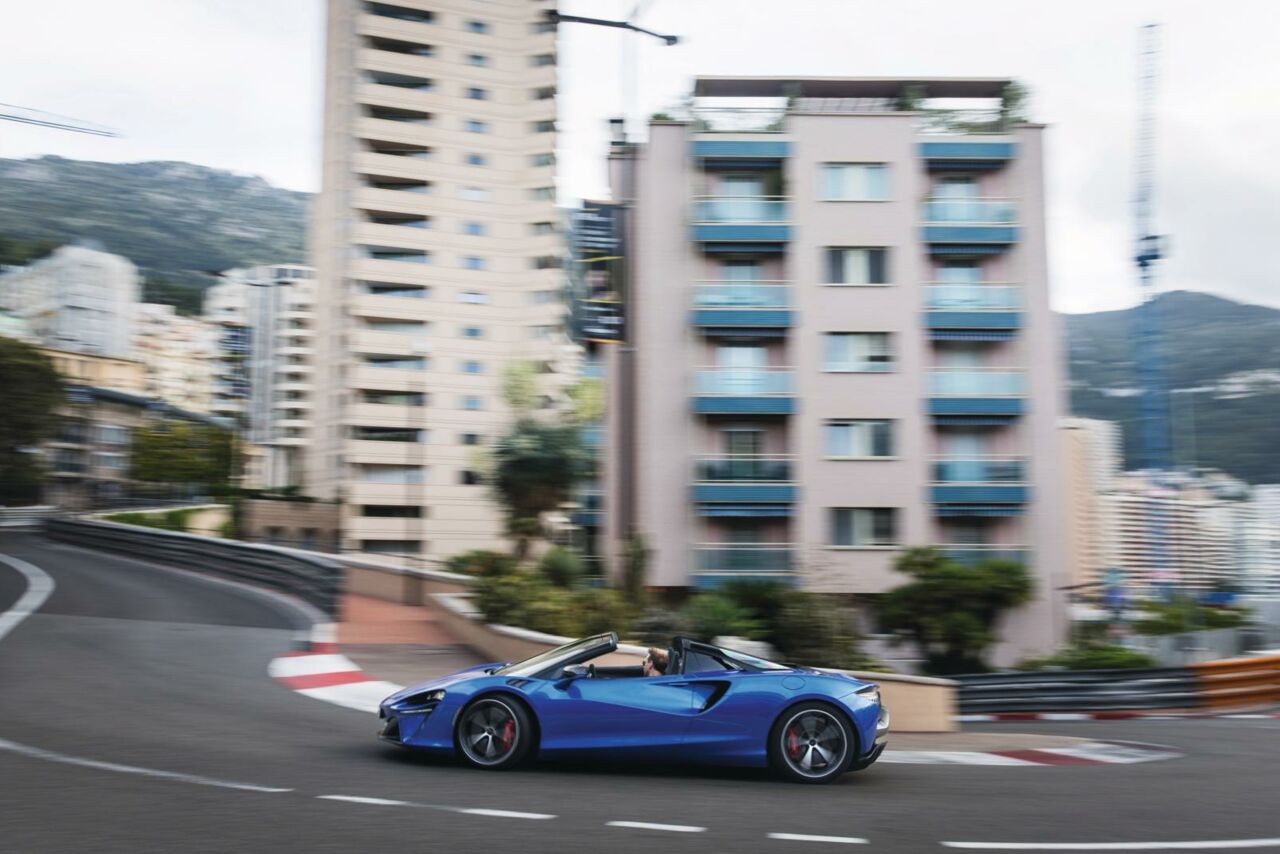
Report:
378,633,888,783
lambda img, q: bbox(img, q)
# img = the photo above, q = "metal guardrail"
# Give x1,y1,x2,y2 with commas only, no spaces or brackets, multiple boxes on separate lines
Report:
0,506,57,528
44,517,343,617
955,667,1201,714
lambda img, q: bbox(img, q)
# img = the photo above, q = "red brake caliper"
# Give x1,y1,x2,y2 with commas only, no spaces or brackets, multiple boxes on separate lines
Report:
786,726,802,759
500,719,516,751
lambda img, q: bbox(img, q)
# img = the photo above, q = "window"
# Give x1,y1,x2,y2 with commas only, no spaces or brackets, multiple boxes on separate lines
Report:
460,433,482,446
96,424,129,445
530,152,555,167
461,325,485,338
465,119,489,133
364,355,427,370
466,53,489,67
460,470,482,485
823,333,893,372
366,70,433,91
354,426,427,443
532,255,562,269
820,163,889,201
363,318,428,334
360,390,426,406
529,325,556,339
465,19,488,33
532,20,555,33
826,248,889,285
360,282,430,298
530,221,555,235
531,86,555,100
461,396,484,411
460,186,491,202
365,246,429,264
462,256,486,270
463,222,487,236
361,505,423,518
935,260,982,284
530,120,555,133
365,211,430,228
532,53,555,67
529,187,554,201
529,290,558,304
362,540,423,554
364,3,434,24
464,152,487,166
830,508,898,547
824,420,894,458
365,36,433,56
465,87,488,100
461,360,484,374
459,291,489,304
365,105,432,124
364,174,430,192
358,464,425,484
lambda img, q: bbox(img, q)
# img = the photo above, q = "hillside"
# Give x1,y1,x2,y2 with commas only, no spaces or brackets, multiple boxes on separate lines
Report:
1066,290,1280,484
0,156,309,305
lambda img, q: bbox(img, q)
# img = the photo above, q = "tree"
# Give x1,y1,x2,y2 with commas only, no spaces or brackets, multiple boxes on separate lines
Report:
489,418,587,557
1000,81,1030,127
878,547,1034,675
0,337,62,505
621,534,650,605
130,420,237,494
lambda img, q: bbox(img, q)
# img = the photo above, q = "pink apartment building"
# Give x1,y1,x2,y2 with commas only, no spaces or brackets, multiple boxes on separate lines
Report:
603,77,1068,663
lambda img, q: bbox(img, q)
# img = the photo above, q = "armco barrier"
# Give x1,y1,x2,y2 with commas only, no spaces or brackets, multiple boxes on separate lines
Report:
955,667,1201,714
44,517,344,617
0,506,57,529
1192,654,1280,709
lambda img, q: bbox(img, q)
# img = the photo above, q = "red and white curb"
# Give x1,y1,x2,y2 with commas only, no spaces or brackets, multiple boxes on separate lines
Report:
268,623,403,714
959,712,1280,723
879,740,1179,766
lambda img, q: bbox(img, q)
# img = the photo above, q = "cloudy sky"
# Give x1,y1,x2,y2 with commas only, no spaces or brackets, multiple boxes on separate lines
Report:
1,0,1276,313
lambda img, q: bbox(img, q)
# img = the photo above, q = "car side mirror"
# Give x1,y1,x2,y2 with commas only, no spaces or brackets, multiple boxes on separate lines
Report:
559,664,590,680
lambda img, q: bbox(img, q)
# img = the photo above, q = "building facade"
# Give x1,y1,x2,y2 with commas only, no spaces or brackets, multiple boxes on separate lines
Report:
1062,417,1123,587
307,0,569,561
0,245,139,357
604,77,1067,662
132,303,218,415
205,265,316,489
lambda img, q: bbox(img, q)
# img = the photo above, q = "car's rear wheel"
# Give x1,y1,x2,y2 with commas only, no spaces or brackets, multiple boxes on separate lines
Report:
768,703,853,784
455,696,533,770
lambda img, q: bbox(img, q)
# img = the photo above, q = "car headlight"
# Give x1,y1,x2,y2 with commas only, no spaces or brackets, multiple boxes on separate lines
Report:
856,684,881,706
393,689,445,713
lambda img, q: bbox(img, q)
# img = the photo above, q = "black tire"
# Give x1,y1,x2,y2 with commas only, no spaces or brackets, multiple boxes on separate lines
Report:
455,696,534,770
768,702,855,784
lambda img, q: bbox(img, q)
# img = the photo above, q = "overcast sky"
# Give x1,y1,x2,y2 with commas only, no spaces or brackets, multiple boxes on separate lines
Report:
1,0,1276,313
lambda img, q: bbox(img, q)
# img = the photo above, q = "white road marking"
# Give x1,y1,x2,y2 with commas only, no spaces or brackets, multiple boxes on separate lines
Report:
880,750,1037,766
295,680,403,713
317,795,412,806
459,808,557,820
607,821,706,833
941,839,1280,850
267,653,362,678
0,736,291,793
768,832,868,844
0,553,56,643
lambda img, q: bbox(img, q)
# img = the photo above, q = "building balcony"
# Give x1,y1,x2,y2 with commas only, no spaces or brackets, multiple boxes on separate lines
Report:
931,456,1028,510
925,284,1021,340
692,368,794,415
692,456,796,505
917,138,1016,171
691,281,791,330
937,545,1029,566
691,197,791,249
921,198,1018,250
693,543,795,588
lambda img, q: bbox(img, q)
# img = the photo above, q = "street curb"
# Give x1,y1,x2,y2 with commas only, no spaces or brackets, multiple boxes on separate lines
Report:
958,712,1280,722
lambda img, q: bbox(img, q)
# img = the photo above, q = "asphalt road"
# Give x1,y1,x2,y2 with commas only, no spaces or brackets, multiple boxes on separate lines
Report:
2,531,1279,853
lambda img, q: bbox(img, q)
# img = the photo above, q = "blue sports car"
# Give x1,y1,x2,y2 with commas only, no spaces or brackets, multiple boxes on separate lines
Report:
378,633,888,783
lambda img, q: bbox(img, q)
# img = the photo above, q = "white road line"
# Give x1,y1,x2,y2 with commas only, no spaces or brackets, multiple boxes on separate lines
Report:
0,736,291,793
607,821,706,833
941,839,1280,850
459,808,557,820
295,680,403,714
267,653,362,678
317,795,412,806
768,832,868,844
0,553,56,643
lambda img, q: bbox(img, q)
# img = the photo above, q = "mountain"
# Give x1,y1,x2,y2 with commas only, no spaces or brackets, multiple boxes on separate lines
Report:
0,156,309,305
1066,290,1280,484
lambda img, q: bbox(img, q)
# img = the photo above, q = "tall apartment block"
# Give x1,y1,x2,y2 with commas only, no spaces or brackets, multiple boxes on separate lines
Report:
605,78,1067,661
1062,417,1122,587
205,265,316,489
308,0,566,560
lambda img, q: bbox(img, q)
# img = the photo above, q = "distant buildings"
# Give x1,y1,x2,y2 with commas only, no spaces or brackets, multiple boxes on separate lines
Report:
204,265,316,489
1062,417,1122,587
132,303,218,415
0,245,139,357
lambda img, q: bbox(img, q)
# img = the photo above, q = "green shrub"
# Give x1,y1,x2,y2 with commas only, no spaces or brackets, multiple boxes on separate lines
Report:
537,547,583,588
681,593,761,642
574,588,632,636
714,579,789,645
446,549,517,578
773,592,882,671
1017,645,1158,671
1134,597,1251,636
520,587,581,637
473,574,533,625
630,608,691,646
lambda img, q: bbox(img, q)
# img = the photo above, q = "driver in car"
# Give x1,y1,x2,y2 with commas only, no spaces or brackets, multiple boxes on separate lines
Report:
642,647,669,676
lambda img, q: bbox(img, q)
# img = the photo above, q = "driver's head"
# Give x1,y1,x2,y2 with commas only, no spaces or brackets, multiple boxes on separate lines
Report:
643,647,669,676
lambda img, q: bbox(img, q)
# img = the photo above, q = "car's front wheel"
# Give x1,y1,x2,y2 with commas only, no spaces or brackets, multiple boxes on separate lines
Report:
455,696,533,770
768,703,854,784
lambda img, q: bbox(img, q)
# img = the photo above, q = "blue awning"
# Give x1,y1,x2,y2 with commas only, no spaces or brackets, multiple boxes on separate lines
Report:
927,244,1008,256
698,504,793,518
929,330,1018,341
932,415,1018,426
935,505,1026,517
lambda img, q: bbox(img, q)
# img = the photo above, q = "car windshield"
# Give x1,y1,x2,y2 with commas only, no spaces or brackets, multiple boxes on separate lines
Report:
492,634,611,677
718,646,793,671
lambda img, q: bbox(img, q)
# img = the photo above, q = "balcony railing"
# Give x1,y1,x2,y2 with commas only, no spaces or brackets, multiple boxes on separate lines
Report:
937,545,1029,565
932,456,1026,483
921,198,1017,224
695,456,793,483
693,282,790,308
694,368,793,395
925,284,1021,311
690,106,788,133
928,369,1024,397
692,197,790,223
695,544,793,572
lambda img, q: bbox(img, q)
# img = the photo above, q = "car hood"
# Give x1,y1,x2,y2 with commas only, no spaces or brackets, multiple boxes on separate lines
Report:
382,662,506,705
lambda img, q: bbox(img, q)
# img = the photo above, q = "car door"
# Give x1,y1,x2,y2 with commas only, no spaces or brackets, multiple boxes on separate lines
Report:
533,674,706,759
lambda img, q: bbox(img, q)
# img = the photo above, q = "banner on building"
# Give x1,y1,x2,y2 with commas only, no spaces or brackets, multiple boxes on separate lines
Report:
572,202,625,344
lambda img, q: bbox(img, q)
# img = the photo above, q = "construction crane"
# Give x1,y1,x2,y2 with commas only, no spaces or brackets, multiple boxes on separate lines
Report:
1131,24,1174,592
0,102,117,137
